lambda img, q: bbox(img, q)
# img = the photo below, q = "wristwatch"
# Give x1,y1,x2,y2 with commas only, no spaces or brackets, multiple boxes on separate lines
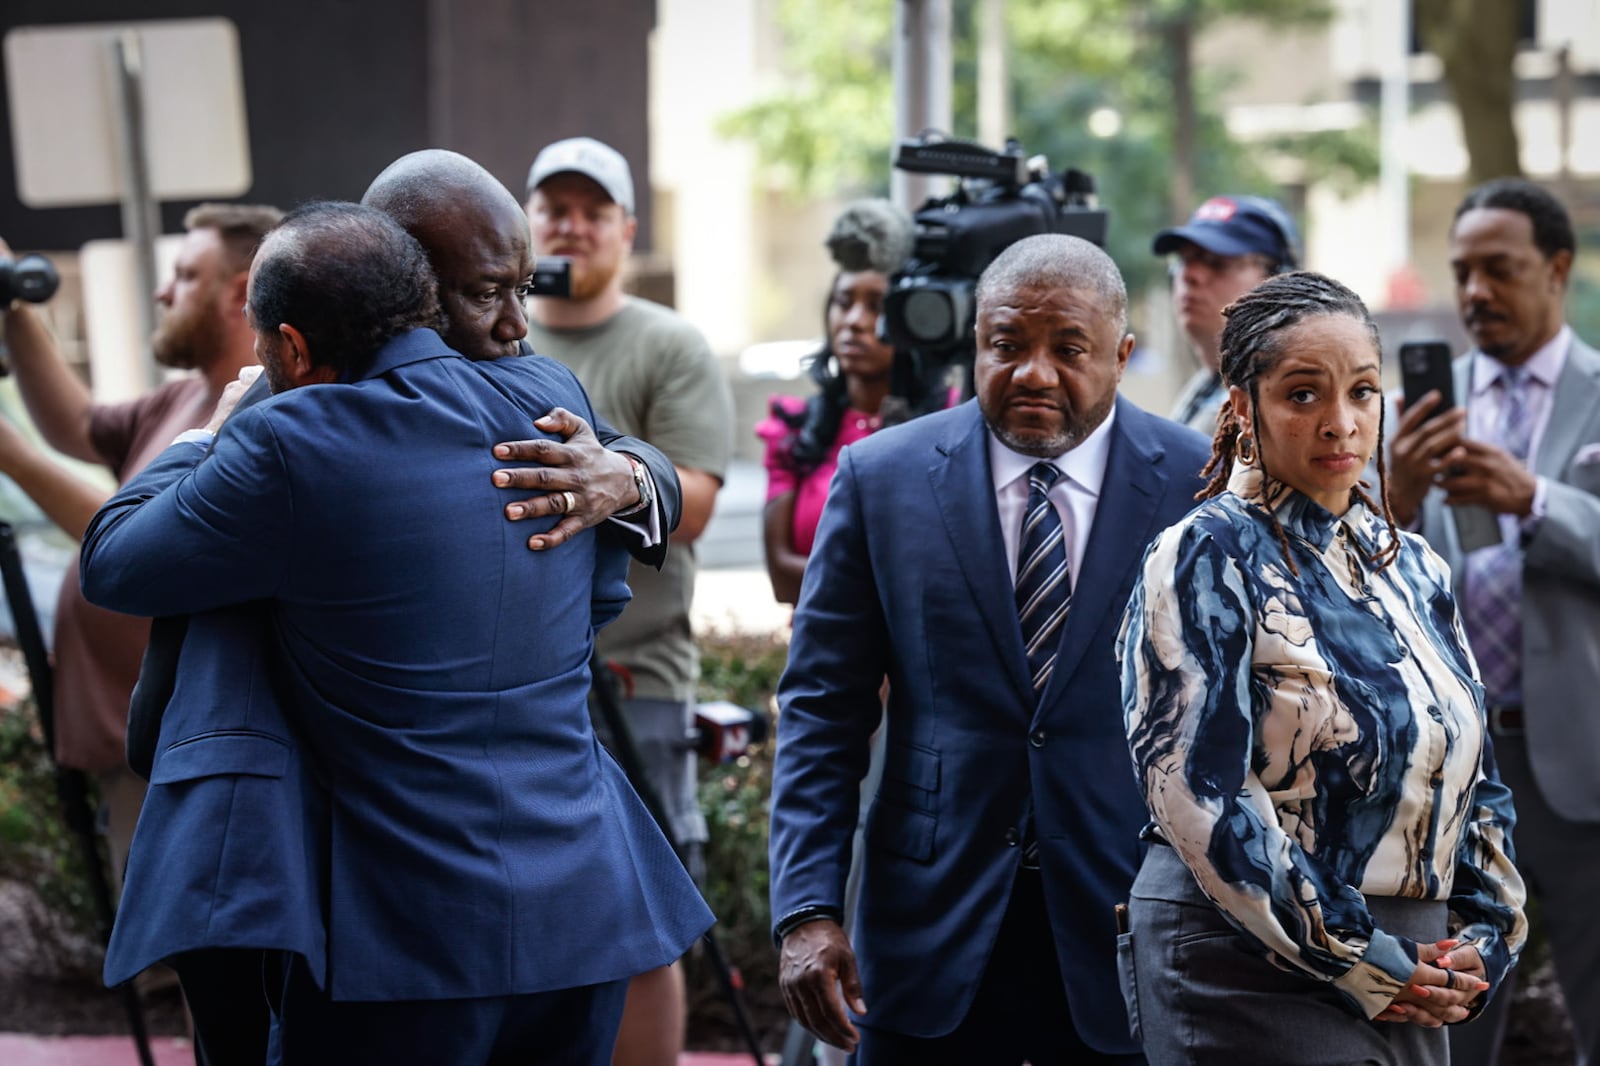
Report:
614,454,653,518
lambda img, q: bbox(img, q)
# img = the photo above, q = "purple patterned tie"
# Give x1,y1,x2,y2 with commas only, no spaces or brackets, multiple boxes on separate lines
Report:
1462,365,1533,703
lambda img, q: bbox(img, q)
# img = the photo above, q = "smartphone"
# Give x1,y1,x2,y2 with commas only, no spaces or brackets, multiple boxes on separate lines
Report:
1399,340,1455,415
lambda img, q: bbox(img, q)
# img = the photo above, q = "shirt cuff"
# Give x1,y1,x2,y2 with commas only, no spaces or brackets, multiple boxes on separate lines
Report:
772,904,843,947
172,428,215,447
1518,476,1547,541
605,462,661,547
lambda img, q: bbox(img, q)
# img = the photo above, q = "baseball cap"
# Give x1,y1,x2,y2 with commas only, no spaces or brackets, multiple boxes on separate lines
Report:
1151,195,1300,268
525,137,635,215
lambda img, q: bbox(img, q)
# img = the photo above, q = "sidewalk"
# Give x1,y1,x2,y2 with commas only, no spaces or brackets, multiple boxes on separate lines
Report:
0,1034,779,1065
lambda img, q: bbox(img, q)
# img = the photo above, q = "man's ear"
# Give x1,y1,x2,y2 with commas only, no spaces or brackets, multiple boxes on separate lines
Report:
278,323,337,387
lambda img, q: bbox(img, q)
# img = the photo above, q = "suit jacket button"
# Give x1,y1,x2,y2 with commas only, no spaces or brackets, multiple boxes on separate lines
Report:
1029,729,1047,748
1004,827,1020,847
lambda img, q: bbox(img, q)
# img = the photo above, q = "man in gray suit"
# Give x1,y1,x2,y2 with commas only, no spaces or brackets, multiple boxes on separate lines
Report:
1389,177,1600,1065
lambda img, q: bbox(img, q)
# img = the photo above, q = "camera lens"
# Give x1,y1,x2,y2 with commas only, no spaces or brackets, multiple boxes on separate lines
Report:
902,289,954,344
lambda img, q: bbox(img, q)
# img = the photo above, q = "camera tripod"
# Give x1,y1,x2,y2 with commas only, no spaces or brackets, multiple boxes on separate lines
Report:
0,520,156,1066
587,653,766,1066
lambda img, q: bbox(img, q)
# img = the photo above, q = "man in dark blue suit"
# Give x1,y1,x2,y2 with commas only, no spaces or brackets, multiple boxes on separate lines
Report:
769,234,1210,1064
110,154,684,1066
83,202,712,1065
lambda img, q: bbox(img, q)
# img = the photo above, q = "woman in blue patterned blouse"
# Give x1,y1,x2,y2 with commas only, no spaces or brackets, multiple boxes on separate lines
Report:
1118,272,1526,1064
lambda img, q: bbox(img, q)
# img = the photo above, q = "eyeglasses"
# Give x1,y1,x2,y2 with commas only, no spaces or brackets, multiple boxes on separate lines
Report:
1169,250,1273,278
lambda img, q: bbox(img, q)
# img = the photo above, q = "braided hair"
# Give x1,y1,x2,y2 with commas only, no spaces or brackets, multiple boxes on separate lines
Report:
1197,270,1400,573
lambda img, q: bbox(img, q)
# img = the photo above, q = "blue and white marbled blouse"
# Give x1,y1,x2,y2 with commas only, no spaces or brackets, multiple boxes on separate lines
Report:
1119,465,1527,1020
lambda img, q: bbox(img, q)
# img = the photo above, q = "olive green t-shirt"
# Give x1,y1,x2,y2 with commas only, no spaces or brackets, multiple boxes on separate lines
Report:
528,297,734,701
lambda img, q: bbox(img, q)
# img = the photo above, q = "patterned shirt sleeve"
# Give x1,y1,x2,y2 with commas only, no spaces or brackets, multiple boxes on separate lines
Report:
1122,520,1419,1019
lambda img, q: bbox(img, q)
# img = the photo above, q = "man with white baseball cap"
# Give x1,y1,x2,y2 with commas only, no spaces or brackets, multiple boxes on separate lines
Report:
1152,194,1301,431
524,136,733,1066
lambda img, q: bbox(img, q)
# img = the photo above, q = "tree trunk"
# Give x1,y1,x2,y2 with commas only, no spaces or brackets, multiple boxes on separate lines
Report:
1415,0,1523,184
1164,12,1196,223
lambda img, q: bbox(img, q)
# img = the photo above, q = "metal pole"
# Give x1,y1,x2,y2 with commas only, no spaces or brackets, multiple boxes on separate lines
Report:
109,31,164,389
1377,1,1411,291
976,0,1009,150
892,0,952,212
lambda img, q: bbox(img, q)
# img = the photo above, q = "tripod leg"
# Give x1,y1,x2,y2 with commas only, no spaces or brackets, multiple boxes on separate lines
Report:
0,522,157,1066
588,654,766,1066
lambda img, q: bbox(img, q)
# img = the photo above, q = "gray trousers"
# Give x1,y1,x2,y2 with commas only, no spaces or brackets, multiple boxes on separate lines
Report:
1449,731,1600,1066
1124,844,1446,1066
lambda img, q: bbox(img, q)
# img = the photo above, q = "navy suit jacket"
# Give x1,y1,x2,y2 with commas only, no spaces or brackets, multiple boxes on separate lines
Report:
85,329,712,1000
768,398,1209,1050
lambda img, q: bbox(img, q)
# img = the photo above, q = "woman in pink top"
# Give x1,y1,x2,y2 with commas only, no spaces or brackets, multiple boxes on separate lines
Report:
756,201,947,603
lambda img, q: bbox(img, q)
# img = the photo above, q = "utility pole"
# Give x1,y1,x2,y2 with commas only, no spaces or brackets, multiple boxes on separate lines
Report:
892,0,952,212
976,0,1009,150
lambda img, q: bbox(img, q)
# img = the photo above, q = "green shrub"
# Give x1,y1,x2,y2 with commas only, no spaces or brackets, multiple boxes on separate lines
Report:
0,697,101,945
688,629,791,1049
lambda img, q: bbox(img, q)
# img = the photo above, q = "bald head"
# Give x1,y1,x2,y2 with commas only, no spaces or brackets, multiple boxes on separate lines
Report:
973,234,1133,459
362,150,533,360
976,234,1128,334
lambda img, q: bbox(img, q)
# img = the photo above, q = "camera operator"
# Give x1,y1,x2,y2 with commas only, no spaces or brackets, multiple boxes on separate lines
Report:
0,207,281,899
1151,194,1299,432
523,135,733,1066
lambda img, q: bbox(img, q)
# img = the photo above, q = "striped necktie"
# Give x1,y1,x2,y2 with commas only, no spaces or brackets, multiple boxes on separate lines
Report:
1016,462,1070,698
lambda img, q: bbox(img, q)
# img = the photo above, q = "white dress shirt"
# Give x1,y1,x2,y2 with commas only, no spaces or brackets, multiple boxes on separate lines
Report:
989,406,1117,589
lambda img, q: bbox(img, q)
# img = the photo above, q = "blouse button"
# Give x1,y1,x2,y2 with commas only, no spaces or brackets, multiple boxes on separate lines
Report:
1003,827,1020,847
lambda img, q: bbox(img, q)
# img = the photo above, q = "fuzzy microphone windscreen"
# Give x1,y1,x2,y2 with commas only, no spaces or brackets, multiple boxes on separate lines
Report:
824,199,915,275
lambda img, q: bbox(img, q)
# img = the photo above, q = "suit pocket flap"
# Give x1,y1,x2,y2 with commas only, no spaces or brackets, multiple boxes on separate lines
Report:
867,804,936,863
882,742,940,792
151,730,291,784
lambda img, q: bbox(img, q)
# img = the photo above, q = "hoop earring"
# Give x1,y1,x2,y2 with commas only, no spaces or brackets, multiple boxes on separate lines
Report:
1237,433,1257,465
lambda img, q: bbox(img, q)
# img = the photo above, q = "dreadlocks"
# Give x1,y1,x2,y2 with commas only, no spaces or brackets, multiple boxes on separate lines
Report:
1197,270,1400,574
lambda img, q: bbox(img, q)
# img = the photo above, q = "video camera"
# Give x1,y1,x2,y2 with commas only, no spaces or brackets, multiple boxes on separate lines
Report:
0,254,60,306
882,134,1107,398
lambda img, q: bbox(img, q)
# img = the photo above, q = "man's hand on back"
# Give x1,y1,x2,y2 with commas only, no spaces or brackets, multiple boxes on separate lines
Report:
492,407,640,551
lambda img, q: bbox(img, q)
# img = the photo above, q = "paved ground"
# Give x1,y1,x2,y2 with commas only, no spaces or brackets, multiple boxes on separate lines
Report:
0,1034,779,1065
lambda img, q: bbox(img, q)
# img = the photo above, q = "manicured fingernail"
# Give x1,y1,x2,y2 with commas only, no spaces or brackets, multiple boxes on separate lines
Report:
1412,985,1430,997
507,504,525,518
494,472,510,486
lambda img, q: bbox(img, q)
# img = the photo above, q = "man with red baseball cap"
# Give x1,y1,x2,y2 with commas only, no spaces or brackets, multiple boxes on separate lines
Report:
1152,194,1301,431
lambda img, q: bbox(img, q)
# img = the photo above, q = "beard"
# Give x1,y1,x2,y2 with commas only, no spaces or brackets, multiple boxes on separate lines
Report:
152,299,223,370
982,392,1115,459
566,254,623,304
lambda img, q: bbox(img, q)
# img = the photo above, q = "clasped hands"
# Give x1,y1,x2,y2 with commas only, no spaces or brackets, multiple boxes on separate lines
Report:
1378,939,1490,1028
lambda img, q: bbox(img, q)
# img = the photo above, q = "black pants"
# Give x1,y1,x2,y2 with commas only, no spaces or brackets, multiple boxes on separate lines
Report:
852,870,1145,1066
269,956,629,1066
172,949,273,1066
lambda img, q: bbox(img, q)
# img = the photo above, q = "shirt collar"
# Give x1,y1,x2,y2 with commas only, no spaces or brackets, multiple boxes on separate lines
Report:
1470,324,1572,395
988,404,1117,497
1226,462,1381,554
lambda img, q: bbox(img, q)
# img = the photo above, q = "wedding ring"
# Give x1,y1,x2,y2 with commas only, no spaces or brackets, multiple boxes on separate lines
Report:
560,490,577,514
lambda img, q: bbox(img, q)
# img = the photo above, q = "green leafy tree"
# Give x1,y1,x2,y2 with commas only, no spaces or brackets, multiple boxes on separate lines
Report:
722,0,1373,296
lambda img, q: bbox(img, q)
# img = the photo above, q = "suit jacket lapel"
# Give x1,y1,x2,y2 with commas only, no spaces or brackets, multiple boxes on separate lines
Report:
929,404,1035,707
1042,400,1168,702
1536,338,1600,478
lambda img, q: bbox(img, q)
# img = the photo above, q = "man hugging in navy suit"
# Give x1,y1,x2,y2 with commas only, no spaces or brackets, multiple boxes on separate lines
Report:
769,234,1211,1064
81,202,712,1065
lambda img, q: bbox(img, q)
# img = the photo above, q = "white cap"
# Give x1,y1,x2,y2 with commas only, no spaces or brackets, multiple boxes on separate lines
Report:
525,137,635,215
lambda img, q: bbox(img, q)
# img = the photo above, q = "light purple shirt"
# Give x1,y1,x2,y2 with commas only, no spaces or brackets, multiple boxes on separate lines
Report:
1467,324,1572,539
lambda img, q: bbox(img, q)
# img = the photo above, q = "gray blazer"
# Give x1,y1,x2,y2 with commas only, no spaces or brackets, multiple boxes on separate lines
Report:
1419,334,1600,823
